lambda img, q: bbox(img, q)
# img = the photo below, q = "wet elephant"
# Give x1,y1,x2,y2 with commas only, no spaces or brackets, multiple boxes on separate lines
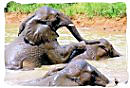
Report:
5,24,86,70
5,6,100,70
19,6,99,45
20,59,109,86
67,38,121,61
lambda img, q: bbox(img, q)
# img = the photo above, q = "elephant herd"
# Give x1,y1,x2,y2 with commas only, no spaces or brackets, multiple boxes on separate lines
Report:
5,6,121,87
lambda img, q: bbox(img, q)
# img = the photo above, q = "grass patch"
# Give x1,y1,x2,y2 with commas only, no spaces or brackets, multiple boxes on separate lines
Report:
5,1,126,18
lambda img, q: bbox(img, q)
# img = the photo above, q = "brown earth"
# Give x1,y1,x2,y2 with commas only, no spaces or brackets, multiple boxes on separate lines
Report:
5,12,127,34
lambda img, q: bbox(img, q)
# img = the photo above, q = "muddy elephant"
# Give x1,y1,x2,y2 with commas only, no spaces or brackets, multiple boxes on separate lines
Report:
5,26,86,70
20,59,109,86
67,38,121,62
5,6,101,70
19,6,99,45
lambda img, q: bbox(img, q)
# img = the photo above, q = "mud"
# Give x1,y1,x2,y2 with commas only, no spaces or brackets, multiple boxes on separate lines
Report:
4,13,128,87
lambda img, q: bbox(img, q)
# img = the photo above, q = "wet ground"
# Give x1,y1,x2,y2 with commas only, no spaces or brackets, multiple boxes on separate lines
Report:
5,24,128,87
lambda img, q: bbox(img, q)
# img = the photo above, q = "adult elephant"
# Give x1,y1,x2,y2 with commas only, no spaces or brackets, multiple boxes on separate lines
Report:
5,6,99,70
18,6,99,45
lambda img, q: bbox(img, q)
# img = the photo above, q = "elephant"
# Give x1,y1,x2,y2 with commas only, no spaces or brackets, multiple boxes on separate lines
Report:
5,6,100,70
19,38,121,86
5,25,87,70
67,38,121,62
19,6,100,45
19,59,109,86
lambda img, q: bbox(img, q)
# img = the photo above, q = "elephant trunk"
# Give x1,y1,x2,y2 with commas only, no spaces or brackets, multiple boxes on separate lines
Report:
57,13,85,42
66,25,100,44
66,25,84,42
111,48,121,57
57,12,100,44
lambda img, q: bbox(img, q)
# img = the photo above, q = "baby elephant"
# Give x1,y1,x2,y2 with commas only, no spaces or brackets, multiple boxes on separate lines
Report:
20,59,109,86
68,39,121,61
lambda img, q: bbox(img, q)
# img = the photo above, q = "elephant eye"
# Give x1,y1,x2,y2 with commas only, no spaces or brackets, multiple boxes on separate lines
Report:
99,45,108,52
92,71,98,76
99,45,105,49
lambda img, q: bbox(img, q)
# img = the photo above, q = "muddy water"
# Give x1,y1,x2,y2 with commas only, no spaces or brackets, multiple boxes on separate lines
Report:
5,25,128,87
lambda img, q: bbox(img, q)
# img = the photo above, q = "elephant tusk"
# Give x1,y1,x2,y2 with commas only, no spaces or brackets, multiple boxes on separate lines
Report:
68,24,74,27
87,66,92,72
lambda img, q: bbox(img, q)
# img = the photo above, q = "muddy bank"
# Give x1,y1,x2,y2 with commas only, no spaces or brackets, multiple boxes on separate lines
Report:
5,12,126,34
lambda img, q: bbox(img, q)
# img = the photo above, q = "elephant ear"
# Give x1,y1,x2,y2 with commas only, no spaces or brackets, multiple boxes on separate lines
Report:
23,16,58,46
24,24,58,46
18,14,35,36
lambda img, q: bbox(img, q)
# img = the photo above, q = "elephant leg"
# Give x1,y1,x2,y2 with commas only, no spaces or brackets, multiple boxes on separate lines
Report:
5,60,23,70
47,41,86,64
44,65,66,78
6,65,21,70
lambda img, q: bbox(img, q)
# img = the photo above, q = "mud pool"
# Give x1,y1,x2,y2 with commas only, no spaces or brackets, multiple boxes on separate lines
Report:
5,24,128,87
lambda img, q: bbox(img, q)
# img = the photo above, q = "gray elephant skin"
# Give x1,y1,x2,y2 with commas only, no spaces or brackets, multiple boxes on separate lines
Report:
68,38,121,62
8,38,121,86
5,6,93,70
5,24,86,70
5,6,120,70
20,59,109,86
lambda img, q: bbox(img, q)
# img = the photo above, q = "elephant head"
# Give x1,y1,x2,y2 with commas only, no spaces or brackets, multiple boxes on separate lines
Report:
20,59,109,86
97,39,121,58
65,59,109,86
18,6,99,45
45,59,109,86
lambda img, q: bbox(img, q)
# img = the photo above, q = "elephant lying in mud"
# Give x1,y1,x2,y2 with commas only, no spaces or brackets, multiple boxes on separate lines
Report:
5,6,120,70
5,33,120,70
20,39,120,86
67,39,121,61
5,26,86,70
20,59,109,86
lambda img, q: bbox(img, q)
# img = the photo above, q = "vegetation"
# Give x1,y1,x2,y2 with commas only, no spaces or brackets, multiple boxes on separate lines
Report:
5,1,126,18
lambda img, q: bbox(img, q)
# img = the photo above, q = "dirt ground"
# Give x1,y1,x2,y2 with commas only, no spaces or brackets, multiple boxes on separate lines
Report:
5,12,127,34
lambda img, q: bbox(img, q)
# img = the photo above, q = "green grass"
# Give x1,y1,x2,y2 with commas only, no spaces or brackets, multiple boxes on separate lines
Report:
5,1,126,18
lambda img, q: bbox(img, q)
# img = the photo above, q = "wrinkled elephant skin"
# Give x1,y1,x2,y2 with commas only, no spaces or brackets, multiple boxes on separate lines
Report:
69,38,121,61
19,6,100,45
20,59,109,86
5,25,86,70
5,6,99,70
